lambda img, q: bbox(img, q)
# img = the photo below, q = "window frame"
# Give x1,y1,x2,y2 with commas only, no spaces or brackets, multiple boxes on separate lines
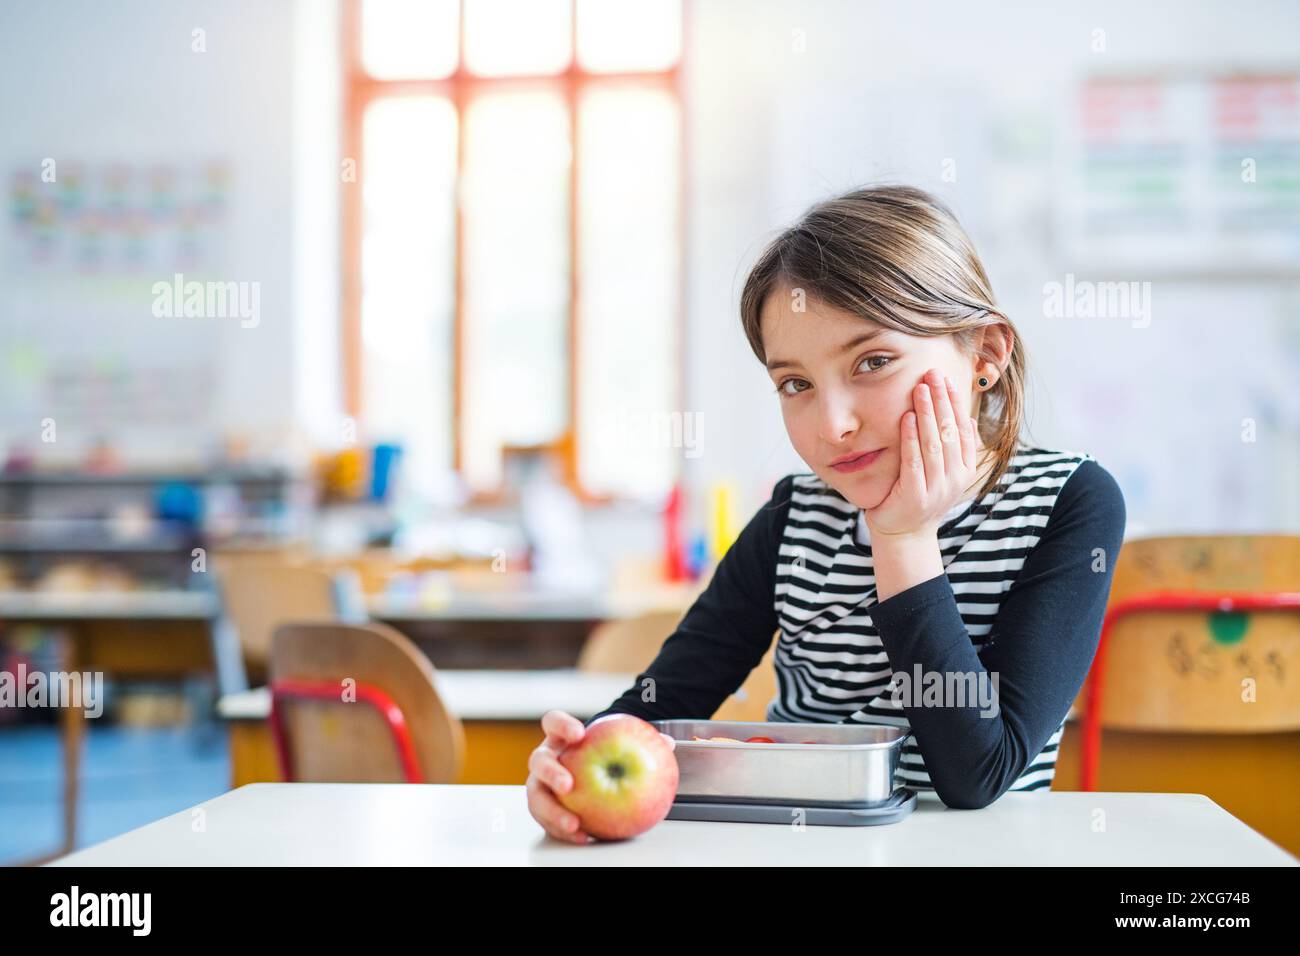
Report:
341,0,687,506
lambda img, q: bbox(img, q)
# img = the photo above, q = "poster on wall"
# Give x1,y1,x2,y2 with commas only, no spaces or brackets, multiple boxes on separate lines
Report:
7,160,230,274
2,160,232,436
1057,73,1300,275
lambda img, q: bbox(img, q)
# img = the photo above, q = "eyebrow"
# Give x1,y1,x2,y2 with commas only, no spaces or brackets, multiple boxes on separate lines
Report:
765,329,895,372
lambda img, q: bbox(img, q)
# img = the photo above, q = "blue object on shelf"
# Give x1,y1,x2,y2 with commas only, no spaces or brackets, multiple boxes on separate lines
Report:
156,481,202,526
370,443,402,502
686,532,709,580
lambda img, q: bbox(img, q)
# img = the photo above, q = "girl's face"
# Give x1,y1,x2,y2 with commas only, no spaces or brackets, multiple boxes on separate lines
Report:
761,285,986,510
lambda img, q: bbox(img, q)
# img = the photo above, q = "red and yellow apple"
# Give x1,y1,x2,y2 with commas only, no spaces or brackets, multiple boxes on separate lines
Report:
556,714,679,841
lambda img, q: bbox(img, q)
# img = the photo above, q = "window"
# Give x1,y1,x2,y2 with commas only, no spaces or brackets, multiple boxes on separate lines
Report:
345,0,684,504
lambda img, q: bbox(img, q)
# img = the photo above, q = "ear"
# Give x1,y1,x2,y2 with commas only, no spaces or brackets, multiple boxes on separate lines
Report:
973,321,1014,376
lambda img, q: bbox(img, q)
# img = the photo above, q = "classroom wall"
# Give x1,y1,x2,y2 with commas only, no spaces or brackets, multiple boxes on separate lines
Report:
684,0,1300,536
0,0,341,467
2,0,1295,546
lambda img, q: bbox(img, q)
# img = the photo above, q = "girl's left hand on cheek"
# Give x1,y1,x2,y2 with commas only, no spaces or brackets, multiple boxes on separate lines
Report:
864,367,981,539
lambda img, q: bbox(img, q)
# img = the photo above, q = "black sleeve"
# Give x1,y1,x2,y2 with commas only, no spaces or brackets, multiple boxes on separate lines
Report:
864,458,1126,809
583,475,795,728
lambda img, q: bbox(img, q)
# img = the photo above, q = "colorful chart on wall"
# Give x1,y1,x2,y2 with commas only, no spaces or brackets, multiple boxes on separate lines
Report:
1057,72,1300,275
2,160,231,434
7,160,230,274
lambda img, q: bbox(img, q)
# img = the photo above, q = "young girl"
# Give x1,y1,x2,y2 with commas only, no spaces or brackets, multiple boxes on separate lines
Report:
527,184,1126,843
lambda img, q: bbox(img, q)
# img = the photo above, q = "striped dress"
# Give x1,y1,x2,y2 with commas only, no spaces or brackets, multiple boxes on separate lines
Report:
769,444,1097,796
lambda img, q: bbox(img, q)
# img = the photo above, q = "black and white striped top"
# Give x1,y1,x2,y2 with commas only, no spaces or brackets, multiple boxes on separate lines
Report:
590,443,1127,809
772,445,1105,796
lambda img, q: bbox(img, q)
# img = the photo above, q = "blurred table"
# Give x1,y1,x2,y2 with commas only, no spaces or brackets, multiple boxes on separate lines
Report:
0,588,223,860
363,584,698,669
366,583,699,621
0,589,219,619
0,579,694,857
217,669,637,788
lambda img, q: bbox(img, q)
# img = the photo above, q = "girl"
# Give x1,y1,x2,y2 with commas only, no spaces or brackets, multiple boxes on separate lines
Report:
526,184,1126,844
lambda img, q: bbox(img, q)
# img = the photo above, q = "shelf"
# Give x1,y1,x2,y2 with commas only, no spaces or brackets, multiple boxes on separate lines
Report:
0,468,306,486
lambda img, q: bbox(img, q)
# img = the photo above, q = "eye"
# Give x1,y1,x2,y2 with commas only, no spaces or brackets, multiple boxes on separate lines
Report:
774,377,810,398
857,354,892,374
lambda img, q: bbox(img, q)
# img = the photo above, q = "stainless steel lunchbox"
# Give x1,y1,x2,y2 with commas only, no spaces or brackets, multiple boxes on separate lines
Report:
652,718,908,808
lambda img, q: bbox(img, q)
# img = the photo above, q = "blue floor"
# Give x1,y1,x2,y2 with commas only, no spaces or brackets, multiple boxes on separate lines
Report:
0,721,230,864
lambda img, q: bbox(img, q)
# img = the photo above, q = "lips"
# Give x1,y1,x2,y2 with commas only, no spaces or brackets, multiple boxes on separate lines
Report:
830,448,883,473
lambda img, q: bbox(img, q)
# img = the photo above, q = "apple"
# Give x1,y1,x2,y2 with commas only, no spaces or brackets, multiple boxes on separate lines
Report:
556,714,679,841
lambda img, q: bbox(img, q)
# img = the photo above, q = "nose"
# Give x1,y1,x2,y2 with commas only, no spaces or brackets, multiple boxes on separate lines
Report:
816,389,860,446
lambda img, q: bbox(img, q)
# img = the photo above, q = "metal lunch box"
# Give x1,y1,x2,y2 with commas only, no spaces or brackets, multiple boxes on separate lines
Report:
652,718,909,809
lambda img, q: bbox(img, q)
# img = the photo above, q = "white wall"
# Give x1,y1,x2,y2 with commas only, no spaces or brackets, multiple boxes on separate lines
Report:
0,0,340,467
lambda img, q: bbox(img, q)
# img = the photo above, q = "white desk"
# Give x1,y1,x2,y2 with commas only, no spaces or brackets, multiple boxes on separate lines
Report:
217,670,637,722
0,589,219,620
50,784,1298,866
0,586,689,623
366,587,699,622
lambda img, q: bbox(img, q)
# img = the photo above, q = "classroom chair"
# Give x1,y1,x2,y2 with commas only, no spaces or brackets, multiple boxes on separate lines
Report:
577,612,780,723
213,557,363,689
1062,534,1300,856
576,609,686,673
711,637,779,723
268,621,466,783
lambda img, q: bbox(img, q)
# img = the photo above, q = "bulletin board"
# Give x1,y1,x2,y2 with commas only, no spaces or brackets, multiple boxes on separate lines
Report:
1057,72,1300,275
2,160,231,433
7,160,230,274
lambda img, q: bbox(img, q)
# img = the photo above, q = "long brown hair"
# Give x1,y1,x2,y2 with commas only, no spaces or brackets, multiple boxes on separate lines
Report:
739,184,1027,504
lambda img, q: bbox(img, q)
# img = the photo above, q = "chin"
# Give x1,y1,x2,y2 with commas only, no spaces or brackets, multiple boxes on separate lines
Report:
821,472,889,510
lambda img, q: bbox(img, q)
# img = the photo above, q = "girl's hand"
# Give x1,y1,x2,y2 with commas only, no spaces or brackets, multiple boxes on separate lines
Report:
863,367,982,539
527,710,597,844
525,709,675,845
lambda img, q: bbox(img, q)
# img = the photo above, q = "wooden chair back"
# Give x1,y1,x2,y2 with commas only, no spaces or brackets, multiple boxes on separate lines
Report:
269,621,465,783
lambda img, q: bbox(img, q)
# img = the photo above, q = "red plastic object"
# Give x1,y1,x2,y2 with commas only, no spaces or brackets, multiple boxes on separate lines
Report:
663,482,687,582
1080,590,1300,791
269,678,424,783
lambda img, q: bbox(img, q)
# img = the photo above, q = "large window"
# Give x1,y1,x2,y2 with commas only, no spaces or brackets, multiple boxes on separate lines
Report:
345,0,684,505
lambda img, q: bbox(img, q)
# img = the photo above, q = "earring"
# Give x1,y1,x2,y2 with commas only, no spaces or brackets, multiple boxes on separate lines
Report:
977,375,990,389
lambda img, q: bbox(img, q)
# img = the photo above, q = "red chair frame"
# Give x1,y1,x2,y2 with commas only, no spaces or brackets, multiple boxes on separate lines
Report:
269,678,424,783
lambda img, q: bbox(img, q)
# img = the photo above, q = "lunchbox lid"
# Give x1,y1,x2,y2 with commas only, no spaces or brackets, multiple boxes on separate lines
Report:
652,717,909,749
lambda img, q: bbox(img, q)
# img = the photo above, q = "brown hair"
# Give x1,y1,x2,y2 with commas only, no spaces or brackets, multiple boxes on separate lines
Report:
739,184,1027,504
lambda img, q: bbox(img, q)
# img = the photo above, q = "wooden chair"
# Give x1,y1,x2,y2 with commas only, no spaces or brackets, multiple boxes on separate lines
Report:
213,558,356,688
268,621,465,783
711,637,779,722
577,610,686,673
1059,534,1300,855
577,611,780,722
